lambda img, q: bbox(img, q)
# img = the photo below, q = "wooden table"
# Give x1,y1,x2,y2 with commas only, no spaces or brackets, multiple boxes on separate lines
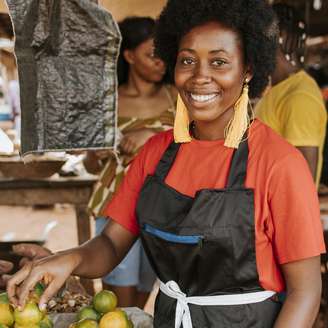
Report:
0,175,97,293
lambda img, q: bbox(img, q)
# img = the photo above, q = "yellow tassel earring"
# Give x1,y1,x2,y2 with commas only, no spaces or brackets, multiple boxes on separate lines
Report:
174,94,192,143
224,79,251,149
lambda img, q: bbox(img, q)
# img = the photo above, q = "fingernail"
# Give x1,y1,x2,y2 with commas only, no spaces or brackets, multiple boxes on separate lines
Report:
39,303,46,311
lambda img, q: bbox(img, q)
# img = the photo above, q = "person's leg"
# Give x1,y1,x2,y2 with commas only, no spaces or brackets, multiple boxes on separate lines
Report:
136,244,157,309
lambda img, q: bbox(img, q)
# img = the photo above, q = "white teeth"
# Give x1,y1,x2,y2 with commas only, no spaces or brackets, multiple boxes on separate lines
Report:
190,93,217,103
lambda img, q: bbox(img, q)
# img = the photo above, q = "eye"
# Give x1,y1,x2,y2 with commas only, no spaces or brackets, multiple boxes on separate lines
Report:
211,59,227,67
180,57,196,65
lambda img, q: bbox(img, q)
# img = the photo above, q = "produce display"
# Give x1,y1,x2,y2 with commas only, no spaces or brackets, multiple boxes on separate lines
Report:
70,290,133,328
0,286,134,328
0,283,53,328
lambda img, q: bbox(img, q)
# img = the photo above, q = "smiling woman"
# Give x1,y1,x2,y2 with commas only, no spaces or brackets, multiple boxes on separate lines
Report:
6,1,326,328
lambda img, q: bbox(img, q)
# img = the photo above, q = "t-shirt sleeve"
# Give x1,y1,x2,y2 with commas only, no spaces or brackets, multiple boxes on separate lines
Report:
280,93,327,147
104,145,148,236
268,152,326,264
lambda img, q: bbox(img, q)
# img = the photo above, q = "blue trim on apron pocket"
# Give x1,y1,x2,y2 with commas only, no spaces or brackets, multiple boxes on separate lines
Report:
143,224,203,245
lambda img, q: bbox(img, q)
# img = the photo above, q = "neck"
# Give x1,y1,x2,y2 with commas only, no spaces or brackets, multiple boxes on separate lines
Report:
192,107,235,141
271,51,300,86
124,70,162,97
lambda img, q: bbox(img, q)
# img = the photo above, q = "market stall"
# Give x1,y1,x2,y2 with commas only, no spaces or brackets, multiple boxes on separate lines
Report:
0,1,327,327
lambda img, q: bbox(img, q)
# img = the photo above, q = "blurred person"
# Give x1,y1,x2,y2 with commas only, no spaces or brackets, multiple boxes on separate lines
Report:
84,16,176,308
0,244,51,290
255,3,327,187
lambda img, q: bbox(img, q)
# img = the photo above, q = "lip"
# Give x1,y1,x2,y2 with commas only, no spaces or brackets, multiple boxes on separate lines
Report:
185,91,220,107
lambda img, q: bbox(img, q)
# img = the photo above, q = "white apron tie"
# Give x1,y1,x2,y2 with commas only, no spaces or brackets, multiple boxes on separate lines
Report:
160,280,276,328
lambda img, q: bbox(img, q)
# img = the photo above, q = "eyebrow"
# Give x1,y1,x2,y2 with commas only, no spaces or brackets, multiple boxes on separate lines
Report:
178,48,229,54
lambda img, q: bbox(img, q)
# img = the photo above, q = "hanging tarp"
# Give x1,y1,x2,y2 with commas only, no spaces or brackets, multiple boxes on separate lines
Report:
5,0,121,156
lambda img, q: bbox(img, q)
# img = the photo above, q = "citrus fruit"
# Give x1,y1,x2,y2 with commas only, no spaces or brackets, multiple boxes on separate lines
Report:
0,303,14,326
93,290,117,314
30,283,45,303
99,310,129,328
40,314,53,328
77,306,100,322
75,318,98,328
0,293,9,305
0,324,9,328
14,302,43,326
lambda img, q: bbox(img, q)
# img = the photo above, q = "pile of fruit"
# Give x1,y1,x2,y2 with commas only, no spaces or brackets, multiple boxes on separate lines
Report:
70,290,133,328
0,283,53,328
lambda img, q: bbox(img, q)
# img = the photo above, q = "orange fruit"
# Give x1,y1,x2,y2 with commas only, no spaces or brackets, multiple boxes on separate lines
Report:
75,318,98,328
77,306,100,321
99,310,129,328
14,302,43,326
0,303,14,326
93,291,117,314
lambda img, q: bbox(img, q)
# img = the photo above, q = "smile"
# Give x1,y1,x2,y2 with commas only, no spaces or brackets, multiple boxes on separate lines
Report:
189,93,219,104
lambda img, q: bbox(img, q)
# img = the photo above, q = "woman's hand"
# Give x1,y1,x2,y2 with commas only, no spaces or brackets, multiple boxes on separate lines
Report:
0,260,14,288
7,251,81,310
119,129,157,155
13,243,52,268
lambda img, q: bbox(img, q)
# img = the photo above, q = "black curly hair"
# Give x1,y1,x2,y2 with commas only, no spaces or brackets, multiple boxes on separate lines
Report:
155,0,278,98
117,17,156,85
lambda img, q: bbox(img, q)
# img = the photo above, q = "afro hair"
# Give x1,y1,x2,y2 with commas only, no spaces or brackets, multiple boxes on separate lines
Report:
155,0,278,98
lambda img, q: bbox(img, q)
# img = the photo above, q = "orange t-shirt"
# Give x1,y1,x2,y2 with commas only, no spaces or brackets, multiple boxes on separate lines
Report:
105,120,325,292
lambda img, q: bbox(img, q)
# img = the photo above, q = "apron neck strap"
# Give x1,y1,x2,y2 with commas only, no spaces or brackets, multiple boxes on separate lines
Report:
154,142,181,181
226,139,249,188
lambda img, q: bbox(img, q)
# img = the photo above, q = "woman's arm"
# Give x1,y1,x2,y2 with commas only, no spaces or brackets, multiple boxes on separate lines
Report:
7,220,137,309
274,256,322,327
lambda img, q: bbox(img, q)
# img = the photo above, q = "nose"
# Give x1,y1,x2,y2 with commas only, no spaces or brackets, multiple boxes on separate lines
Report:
154,57,165,69
192,62,212,85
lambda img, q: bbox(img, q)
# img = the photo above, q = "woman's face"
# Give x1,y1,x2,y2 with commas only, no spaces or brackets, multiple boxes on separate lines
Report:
175,21,251,123
127,38,166,83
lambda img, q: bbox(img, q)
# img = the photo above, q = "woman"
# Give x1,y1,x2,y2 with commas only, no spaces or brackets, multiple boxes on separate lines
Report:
84,16,176,308
8,1,325,327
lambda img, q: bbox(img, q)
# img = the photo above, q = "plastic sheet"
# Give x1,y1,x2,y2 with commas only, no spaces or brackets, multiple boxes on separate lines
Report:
6,0,121,156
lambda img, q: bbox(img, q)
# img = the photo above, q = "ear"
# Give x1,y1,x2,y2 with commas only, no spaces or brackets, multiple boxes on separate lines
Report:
123,49,135,65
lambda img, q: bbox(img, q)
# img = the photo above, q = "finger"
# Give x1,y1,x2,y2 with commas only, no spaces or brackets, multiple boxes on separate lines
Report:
7,263,32,307
18,268,44,308
19,258,31,268
13,244,36,257
39,278,65,310
14,244,52,259
0,260,14,273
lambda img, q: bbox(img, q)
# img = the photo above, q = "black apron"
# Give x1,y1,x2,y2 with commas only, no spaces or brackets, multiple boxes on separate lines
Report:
136,140,282,327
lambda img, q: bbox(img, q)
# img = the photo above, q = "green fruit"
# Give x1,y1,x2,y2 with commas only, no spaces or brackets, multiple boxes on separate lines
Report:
93,290,117,314
0,293,9,305
77,307,100,322
75,318,98,328
30,283,45,303
0,303,14,326
14,302,43,326
0,323,9,328
40,314,53,328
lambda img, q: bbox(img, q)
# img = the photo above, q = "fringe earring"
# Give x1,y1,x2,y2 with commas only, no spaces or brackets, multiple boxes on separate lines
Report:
174,94,192,143
224,81,251,149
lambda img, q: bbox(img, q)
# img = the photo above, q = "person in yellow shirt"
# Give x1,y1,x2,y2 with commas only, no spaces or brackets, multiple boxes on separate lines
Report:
256,3,327,186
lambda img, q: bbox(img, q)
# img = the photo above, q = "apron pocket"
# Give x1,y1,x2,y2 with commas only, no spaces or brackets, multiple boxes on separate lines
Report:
143,224,204,245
